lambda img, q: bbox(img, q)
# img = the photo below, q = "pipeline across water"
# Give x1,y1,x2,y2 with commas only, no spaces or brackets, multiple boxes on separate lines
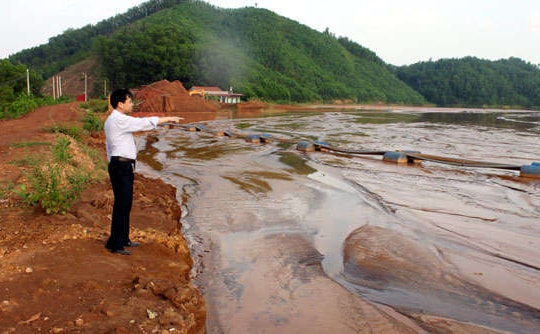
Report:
143,109,540,333
161,120,535,177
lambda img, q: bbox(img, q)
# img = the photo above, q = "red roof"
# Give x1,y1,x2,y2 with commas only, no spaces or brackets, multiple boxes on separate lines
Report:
190,86,222,92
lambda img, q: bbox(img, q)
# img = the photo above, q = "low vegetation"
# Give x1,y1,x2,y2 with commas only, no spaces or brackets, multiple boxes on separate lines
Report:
14,115,106,215
80,98,109,113
0,94,72,120
0,59,56,119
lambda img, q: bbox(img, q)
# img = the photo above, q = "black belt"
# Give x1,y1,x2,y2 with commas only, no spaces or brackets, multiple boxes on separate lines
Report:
111,156,136,163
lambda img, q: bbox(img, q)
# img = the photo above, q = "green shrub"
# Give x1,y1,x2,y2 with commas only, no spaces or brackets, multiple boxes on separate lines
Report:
0,95,74,120
80,99,109,113
17,162,90,215
15,136,93,215
0,95,39,119
52,136,72,163
44,124,82,141
82,111,104,132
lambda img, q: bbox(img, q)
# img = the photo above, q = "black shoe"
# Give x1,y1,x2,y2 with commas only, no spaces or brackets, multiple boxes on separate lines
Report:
126,241,141,247
110,249,131,255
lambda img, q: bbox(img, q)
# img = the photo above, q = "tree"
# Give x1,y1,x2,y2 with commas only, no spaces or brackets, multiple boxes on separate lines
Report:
0,60,43,101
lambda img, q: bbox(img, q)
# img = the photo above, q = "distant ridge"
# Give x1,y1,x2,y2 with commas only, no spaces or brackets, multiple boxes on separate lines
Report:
8,0,424,104
6,0,540,109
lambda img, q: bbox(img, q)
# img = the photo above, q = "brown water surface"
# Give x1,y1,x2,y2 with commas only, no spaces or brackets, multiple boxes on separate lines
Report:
140,108,540,333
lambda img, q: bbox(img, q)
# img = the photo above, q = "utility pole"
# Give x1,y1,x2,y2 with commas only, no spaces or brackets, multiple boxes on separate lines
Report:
83,72,88,102
52,76,56,99
26,68,30,96
58,76,62,97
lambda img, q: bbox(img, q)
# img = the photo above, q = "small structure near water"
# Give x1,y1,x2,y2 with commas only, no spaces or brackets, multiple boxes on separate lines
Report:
189,86,243,104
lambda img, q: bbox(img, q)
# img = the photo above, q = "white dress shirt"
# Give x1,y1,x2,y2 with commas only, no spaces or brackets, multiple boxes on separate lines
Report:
104,110,159,161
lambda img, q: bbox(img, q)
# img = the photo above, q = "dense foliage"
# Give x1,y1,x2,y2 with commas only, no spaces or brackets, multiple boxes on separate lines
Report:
395,57,540,108
0,59,56,119
8,0,186,79
0,60,42,99
8,0,424,104
92,2,425,104
5,0,539,108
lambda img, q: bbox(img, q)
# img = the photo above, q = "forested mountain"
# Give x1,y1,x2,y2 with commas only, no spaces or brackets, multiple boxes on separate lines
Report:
8,0,182,79
5,0,540,108
7,0,424,104
395,57,540,109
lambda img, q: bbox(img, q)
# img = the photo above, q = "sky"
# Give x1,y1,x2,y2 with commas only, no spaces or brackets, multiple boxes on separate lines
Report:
2,0,540,66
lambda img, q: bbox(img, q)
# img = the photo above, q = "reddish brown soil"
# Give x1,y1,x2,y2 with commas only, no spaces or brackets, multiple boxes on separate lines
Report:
134,80,218,114
0,103,205,333
41,58,102,99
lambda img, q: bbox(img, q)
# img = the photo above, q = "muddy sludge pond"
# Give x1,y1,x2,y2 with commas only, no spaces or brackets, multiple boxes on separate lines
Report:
138,108,540,333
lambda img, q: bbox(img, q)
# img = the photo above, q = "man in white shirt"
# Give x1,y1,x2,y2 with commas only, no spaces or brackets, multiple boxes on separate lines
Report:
104,88,182,255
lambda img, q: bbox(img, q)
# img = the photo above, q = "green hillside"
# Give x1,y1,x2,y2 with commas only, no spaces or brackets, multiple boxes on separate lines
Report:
7,0,424,104
395,57,540,109
7,0,539,109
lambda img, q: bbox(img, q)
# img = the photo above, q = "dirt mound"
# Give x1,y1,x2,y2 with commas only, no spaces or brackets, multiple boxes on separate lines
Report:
134,80,218,114
236,100,269,111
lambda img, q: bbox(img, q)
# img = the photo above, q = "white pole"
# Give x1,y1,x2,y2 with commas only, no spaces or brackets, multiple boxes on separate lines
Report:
59,76,62,97
52,76,56,99
84,72,88,102
26,68,30,96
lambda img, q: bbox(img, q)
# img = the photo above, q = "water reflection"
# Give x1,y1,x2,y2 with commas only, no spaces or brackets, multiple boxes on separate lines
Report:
231,108,540,133
419,111,540,130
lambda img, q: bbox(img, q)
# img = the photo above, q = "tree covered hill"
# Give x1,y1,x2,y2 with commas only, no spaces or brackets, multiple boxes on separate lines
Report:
7,0,424,104
395,57,540,109
6,1,539,109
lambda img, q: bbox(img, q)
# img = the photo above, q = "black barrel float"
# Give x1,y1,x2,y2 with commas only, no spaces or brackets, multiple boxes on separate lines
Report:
245,134,262,143
296,141,315,152
520,162,540,178
186,124,198,132
165,122,540,179
383,150,422,164
260,133,274,143
313,140,330,151
195,124,209,132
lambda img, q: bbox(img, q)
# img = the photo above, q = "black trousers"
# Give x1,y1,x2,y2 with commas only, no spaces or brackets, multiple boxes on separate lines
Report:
105,159,135,251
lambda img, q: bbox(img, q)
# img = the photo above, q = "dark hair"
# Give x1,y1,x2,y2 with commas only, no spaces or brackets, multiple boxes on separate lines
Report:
110,88,133,109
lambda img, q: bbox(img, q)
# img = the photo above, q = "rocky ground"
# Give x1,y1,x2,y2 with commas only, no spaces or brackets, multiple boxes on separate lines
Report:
0,102,205,333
